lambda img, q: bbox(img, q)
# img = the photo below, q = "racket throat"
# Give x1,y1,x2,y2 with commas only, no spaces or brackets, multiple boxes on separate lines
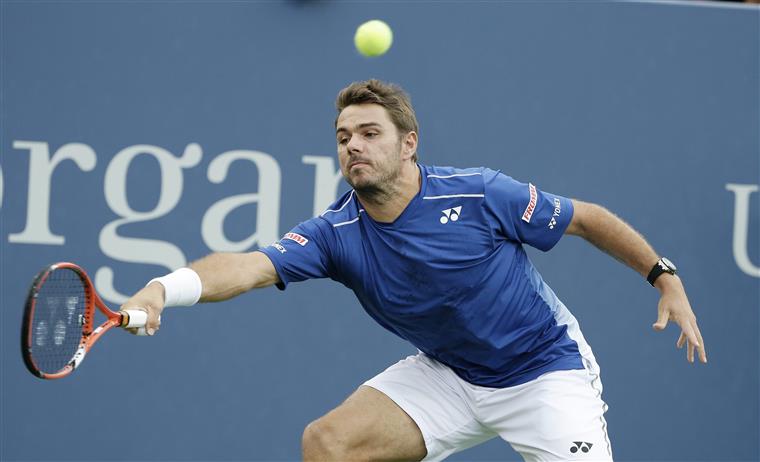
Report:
71,345,87,369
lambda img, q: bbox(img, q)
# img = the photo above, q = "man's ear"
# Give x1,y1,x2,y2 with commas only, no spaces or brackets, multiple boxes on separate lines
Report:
402,131,418,161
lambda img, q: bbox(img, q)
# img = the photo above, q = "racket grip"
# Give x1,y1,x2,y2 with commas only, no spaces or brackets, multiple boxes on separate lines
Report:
121,309,161,336
122,309,148,328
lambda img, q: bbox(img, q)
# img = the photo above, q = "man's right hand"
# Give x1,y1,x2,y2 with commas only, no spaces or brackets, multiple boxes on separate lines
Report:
120,281,165,336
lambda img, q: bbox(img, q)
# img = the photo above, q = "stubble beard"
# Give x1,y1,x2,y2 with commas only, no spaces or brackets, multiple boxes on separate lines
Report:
345,143,403,205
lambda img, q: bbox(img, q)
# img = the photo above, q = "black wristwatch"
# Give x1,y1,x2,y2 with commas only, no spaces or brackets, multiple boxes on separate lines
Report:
647,257,677,286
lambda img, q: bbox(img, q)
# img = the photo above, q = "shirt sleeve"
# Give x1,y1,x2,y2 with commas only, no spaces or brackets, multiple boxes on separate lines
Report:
482,168,574,252
257,218,334,290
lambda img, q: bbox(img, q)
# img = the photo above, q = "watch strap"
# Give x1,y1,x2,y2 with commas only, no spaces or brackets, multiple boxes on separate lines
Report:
647,258,676,286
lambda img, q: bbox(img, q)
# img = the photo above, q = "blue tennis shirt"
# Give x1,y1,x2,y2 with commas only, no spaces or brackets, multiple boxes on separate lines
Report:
258,164,587,388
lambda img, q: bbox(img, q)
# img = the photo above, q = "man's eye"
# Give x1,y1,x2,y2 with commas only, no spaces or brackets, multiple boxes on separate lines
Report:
366,132,378,138
338,138,348,145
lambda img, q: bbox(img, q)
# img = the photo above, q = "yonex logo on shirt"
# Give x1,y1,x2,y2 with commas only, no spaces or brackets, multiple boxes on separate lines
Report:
440,206,462,224
548,197,562,229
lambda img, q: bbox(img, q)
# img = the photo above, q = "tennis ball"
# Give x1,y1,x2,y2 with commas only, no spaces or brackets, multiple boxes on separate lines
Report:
354,20,393,57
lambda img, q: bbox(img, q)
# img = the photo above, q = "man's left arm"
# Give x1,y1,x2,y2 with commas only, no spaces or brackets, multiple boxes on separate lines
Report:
565,199,707,364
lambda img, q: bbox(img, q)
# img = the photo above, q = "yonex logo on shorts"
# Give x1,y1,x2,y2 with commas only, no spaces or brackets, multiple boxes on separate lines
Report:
522,183,537,223
440,206,462,224
570,441,593,454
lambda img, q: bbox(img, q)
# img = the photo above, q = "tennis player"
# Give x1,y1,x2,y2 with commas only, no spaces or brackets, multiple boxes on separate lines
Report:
121,79,706,461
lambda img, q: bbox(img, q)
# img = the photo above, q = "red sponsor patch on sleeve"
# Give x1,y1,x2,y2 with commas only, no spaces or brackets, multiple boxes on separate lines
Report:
283,232,309,246
521,183,538,223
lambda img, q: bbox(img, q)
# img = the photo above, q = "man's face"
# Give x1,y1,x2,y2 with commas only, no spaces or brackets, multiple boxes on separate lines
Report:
336,104,406,193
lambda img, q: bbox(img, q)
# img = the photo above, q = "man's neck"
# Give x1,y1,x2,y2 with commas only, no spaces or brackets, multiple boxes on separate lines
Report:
357,162,421,223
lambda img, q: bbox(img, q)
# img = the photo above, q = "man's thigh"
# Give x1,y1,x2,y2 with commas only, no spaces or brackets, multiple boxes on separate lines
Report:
363,353,496,461
303,385,427,461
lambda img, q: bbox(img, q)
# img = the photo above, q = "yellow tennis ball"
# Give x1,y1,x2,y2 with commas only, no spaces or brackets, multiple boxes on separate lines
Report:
354,20,393,57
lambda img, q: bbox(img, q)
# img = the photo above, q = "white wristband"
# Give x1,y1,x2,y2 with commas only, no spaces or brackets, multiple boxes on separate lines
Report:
148,268,202,307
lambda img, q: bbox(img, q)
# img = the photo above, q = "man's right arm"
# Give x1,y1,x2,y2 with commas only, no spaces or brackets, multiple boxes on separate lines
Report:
120,251,279,335
190,251,280,301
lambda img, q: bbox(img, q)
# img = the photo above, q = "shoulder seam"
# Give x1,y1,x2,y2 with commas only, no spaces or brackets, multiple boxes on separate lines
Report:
427,172,483,179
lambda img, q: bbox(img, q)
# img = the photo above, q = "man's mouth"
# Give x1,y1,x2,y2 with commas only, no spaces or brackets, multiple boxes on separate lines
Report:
349,161,370,170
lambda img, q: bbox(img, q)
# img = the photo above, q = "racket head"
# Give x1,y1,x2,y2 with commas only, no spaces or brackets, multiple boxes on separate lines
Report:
21,263,101,379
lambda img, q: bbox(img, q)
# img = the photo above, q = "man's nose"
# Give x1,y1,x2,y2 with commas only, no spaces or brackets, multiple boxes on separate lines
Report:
346,134,363,153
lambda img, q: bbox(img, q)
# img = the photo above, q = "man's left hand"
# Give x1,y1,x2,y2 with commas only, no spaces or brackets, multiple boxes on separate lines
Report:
652,275,707,364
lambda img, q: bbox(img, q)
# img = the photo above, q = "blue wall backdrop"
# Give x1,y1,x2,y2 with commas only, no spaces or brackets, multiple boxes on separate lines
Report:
1,1,758,461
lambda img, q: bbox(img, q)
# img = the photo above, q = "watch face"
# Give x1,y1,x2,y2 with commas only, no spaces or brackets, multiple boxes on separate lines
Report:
661,257,677,272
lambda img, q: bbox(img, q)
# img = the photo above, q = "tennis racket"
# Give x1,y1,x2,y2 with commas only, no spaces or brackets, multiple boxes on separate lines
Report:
21,262,151,379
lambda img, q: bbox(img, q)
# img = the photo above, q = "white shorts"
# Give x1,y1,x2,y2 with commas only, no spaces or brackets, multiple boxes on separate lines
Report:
364,352,612,461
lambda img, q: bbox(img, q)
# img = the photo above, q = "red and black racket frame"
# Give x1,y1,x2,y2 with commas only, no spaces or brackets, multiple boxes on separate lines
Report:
21,262,129,379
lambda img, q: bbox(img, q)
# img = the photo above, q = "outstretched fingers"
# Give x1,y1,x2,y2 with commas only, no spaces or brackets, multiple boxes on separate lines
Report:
691,318,707,363
673,316,706,364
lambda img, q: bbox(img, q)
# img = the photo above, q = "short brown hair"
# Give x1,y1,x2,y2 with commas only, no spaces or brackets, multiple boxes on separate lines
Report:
336,79,419,161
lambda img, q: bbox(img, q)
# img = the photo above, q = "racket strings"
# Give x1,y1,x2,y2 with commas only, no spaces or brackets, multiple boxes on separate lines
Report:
28,268,88,374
